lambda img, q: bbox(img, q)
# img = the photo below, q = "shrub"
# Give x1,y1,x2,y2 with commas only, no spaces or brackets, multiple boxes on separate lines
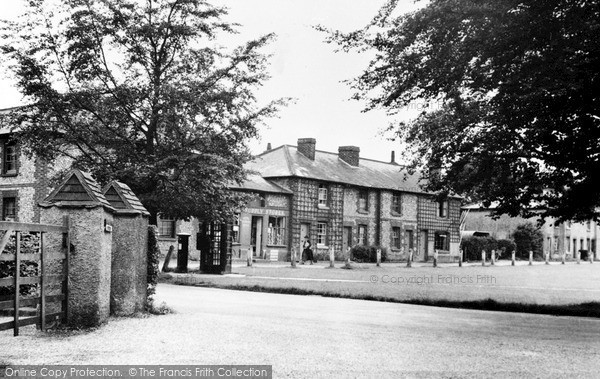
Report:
0,233,41,298
350,245,387,263
496,239,517,259
146,225,161,311
461,236,498,261
512,222,544,259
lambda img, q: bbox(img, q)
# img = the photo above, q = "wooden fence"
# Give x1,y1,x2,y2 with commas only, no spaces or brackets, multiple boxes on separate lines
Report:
0,218,70,336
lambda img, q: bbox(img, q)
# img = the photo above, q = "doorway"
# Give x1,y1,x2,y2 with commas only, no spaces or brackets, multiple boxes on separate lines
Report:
251,216,263,258
420,230,429,261
342,227,352,255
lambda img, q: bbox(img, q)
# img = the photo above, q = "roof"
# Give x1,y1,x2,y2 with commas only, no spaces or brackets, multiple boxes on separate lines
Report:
39,169,115,212
103,181,150,216
247,145,424,193
229,173,292,195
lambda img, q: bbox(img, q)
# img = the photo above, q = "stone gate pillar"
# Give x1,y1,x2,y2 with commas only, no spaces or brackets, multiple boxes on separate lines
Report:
39,170,115,328
103,181,149,315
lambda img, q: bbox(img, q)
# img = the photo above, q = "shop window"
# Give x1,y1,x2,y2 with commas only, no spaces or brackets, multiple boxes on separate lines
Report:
434,231,449,251
158,215,176,238
232,213,240,243
2,197,16,221
391,227,401,249
317,222,327,245
267,216,286,245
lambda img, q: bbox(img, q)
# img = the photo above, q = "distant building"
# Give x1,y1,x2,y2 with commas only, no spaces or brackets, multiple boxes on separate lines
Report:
462,204,599,260
0,107,71,223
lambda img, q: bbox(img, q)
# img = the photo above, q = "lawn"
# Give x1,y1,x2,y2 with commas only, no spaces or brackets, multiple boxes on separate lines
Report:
161,259,600,317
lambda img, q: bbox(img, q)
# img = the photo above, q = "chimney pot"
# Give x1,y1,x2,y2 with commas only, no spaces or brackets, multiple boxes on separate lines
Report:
391,151,396,164
297,138,316,160
266,143,272,151
338,146,360,167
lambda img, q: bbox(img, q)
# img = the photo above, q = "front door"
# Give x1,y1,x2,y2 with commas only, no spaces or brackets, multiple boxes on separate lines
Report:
342,227,352,255
251,216,263,258
421,230,429,262
300,223,310,257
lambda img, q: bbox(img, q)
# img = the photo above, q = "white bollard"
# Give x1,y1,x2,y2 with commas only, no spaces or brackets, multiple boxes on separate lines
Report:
529,251,533,265
433,250,438,268
481,250,486,266
491,250,495,266
576,251,580,264
291,247,296,268
247,249,253,267
376,248,382,267
407,248,413,268
545,251,549,265
458,249,463,267
561,252,565,265
511,251,515,266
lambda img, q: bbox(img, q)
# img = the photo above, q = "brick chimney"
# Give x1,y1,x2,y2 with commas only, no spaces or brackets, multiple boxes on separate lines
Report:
297,138,316,160
338,146,360,167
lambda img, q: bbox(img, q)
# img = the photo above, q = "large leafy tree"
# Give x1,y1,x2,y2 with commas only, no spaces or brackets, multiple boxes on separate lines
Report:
0,0,285,222
323,0,600,222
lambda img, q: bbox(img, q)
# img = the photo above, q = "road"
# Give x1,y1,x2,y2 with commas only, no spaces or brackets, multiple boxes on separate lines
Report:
2,284,600,378
154,284,600,378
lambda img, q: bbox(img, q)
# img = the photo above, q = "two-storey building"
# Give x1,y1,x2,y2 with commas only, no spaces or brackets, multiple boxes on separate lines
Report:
247,138,462,262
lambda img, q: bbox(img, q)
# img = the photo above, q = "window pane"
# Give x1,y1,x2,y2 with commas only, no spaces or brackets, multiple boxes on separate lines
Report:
2,197,16,221
268,216,286,245
159,216,175,238
392,227,401,249
317,222,327,245
3,143,17,173
318,185,328,205
358,225,367,245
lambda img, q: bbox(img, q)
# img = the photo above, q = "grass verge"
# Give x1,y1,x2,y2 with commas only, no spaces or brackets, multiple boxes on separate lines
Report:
165,277,600,319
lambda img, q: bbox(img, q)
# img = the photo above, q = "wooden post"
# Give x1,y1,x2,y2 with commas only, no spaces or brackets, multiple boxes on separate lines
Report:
458,249,463,267
291,247,296,268
481,250,486,266
511,250,515,266
433,250,438,268
376,248,381,267
161,245,175,272
14,231,21,337
545,251,549,265
63,216,71,325
529,250,533,265
329,247,335,268
407,248,413,268
40,232,46,332
576,250,580,264
491,249,495,266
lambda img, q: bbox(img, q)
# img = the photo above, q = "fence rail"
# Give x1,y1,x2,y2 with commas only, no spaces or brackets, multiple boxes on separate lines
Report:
0,217,70,336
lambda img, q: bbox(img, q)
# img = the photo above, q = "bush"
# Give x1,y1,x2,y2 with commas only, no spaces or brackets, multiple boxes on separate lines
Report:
512,222,544,259
350,245,387,263
0,233,41,298
461,236,498,261
146,225,161,311
496,239,517,259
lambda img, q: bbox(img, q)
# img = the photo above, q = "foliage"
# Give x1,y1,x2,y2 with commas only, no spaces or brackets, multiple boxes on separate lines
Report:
322,0,600,222
146,225,161,310
0,0,287,222
460,236,497,261
496,239,516,257
511,222,544,259
0,233,41,297
350,245,387,263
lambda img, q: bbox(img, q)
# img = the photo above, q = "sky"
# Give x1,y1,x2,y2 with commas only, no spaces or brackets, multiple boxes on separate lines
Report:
0,0,424,162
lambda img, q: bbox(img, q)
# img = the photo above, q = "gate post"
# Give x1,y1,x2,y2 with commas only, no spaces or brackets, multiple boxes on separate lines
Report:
176,233,191,273
39,170,114,328
103,181,150,316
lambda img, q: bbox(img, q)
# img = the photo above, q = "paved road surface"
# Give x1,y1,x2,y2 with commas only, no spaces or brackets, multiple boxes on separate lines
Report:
153,284,600,378
2,284,600,378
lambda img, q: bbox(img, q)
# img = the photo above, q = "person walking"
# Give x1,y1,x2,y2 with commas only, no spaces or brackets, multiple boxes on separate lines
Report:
302,235,313,265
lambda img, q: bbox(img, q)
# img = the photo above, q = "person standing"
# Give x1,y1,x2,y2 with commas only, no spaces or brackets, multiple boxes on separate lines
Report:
302,235,313,265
